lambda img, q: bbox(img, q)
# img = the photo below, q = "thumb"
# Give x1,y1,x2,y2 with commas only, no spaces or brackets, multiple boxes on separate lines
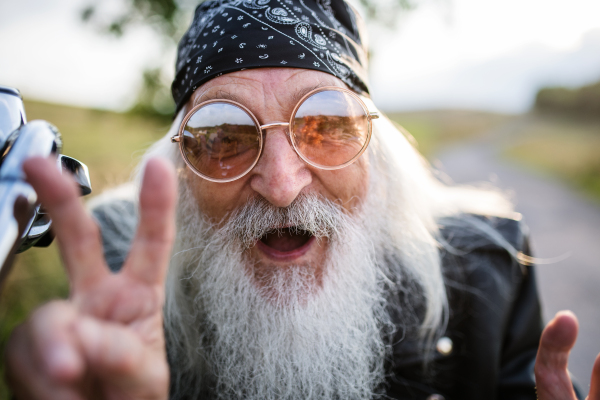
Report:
535,310,579,400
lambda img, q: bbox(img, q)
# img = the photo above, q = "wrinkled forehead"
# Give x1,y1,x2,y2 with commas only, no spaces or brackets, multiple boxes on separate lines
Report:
184,67,349,112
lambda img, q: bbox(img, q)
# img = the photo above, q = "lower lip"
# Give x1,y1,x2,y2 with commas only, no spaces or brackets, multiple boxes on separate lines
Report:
255,235,316,262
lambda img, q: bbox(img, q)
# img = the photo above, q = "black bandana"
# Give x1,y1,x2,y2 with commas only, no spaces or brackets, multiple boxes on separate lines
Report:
172,0,370,112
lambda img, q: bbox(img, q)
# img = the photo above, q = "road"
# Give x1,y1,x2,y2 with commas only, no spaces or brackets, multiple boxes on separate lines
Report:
435,117,600,393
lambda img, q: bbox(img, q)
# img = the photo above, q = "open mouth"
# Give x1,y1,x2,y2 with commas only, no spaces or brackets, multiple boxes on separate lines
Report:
255,227,315,260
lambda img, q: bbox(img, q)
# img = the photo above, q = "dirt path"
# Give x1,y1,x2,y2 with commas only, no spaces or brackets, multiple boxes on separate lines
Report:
435,117,600,393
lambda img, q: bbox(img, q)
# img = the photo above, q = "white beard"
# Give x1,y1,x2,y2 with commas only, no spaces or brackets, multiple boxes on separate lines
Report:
163,182,415,400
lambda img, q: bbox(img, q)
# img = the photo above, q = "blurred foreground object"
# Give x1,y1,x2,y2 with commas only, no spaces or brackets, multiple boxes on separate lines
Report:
0,86,91,294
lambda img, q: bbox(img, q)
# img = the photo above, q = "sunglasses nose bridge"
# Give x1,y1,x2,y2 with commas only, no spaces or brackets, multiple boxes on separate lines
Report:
260,122,289,130
259,121,293,147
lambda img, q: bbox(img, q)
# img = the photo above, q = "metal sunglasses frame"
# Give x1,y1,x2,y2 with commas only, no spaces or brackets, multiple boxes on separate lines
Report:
171,86,379,183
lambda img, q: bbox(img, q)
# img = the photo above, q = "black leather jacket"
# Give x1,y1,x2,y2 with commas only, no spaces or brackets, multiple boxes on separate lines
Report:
383,215,582,400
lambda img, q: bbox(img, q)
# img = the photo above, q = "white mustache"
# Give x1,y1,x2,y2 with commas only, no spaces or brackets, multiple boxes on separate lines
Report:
221,193,346,248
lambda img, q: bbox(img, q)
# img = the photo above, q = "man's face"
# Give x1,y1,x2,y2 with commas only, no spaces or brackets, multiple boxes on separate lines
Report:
181,68,370,283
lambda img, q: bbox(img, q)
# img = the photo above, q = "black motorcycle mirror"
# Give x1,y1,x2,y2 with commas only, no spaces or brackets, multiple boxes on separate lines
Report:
0,86,92,293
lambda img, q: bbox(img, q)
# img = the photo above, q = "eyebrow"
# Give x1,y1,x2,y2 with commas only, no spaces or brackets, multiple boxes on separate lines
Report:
289,82,334,105
193,89,245,106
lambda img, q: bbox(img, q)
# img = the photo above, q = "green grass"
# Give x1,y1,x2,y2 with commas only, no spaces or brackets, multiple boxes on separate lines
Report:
387,109,510,157
503,114,600,202
23,101,172,191
0,100,169,398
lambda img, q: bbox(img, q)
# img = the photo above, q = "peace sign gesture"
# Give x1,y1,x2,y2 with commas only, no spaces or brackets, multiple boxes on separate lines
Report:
5,156,177,400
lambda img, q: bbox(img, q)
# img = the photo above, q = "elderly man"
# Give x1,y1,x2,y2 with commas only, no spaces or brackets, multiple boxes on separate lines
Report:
5,0,599,398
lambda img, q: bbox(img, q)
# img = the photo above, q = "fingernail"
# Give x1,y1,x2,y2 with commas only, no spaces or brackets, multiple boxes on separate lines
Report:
555,310,576,319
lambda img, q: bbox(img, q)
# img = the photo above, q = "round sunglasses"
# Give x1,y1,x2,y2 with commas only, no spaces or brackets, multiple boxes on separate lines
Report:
171,86,379,182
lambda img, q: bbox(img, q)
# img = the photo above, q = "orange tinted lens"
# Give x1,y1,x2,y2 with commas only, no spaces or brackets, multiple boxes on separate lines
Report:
182,103,260,180
292,90,369,167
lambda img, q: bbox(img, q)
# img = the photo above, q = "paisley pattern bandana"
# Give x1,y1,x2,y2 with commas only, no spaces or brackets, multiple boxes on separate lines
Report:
172,0,370,112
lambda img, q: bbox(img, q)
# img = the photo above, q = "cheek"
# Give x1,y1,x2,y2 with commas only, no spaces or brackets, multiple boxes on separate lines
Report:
314,154,370,212
184,170,248,222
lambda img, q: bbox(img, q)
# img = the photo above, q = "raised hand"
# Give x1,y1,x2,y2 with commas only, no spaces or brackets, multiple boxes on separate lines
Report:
5,156,177,400
535,311,600,400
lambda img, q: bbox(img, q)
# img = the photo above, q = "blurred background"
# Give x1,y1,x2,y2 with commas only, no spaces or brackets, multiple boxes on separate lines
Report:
1,0,600,397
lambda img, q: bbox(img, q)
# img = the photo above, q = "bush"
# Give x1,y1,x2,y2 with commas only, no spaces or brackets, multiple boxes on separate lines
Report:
535,81,600,118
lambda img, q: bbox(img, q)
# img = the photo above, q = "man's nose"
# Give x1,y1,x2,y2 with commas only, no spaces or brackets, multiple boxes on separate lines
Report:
249,128,312,208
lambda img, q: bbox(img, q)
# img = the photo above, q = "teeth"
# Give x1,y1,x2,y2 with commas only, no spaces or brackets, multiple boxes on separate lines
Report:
260,226,310,239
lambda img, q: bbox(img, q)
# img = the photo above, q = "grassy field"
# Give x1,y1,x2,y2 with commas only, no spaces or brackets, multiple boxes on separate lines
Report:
387,109,510,156
22,101,172,191
503,114,600,202
390,110,600,203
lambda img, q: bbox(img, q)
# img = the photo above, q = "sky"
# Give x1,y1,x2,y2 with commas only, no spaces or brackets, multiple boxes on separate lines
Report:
189,103,256,126
1,0,600,113
368,0,600,112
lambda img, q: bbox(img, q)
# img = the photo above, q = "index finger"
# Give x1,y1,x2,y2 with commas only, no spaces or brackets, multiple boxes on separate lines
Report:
123,158,177,285
24,156,109,293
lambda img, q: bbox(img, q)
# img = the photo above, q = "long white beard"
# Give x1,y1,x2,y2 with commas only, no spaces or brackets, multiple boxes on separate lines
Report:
163,183,410,400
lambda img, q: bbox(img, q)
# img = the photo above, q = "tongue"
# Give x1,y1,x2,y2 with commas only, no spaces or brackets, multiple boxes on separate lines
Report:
260,228,312,252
